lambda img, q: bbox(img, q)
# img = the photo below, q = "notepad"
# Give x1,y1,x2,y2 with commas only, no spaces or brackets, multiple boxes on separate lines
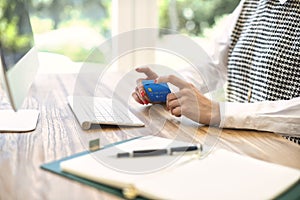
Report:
60,136,300,200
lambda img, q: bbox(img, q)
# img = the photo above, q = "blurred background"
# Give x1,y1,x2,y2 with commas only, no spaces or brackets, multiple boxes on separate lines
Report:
26,0,239,63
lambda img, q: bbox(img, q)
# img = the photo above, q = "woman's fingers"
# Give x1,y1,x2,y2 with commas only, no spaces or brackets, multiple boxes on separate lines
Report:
167,95,182,117
134,67,159,105
171,106,181,117
167,91,186,101
167,96,180,110
136,78,147,100
136,67,158,79
156,75,189,89
166,93,177,101
166,93,176,110
135,87,149,104
132,92,143,104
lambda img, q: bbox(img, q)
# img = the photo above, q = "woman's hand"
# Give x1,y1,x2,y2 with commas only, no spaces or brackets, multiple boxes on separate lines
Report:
156,75,221,126
132,67,158,105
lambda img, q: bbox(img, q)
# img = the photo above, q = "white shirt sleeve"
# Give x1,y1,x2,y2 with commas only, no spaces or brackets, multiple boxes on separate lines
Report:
219,97,300,136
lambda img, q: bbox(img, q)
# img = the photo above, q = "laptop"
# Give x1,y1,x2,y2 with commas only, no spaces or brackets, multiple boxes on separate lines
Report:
67,96,144,130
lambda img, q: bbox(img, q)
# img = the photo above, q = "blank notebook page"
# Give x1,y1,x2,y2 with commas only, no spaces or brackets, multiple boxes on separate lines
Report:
136,149,300,200
60,136,300,199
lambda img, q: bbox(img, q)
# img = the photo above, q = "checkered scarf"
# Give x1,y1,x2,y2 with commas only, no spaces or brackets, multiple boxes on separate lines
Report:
227,0,300,144
227,0,300,103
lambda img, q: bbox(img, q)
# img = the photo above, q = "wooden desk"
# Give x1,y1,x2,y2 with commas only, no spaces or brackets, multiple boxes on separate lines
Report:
0,73,299,200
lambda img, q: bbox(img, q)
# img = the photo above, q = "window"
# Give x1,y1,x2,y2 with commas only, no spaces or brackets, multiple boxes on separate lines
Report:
157,0,240,69
29,0,111,63
159,0,240,37
28,0,240,70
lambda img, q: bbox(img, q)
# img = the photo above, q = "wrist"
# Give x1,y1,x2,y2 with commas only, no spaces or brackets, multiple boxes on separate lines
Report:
210,101,221,126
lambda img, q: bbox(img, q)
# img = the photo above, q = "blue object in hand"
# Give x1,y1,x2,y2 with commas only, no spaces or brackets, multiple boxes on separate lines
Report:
142,80,171,103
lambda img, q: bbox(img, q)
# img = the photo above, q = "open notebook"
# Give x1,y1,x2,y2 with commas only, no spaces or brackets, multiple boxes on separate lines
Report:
59,136,300,200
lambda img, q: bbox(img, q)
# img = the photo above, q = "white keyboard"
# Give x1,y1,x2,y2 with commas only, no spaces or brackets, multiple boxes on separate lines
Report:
68,96,144,130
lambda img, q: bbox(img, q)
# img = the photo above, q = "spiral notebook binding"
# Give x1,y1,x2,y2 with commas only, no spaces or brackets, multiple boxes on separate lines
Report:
283,136,300,145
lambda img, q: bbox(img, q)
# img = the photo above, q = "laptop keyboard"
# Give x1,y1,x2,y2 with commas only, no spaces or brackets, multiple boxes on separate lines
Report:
68,96,144,129
93,99,132,123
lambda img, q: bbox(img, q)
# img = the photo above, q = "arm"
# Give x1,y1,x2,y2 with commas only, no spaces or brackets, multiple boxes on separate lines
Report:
156,74,300,136
156,75,221,126
219,98,300,135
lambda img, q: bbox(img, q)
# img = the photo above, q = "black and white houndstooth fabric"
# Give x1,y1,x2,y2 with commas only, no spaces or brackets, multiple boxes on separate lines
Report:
227,0,300,145
227,0,300,103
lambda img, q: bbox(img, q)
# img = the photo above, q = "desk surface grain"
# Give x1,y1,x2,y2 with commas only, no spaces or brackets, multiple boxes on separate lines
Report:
0,73,299,200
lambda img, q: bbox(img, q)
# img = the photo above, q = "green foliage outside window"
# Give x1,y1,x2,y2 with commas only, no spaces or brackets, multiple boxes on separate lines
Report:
0,1,32,53
27,0,240,62
159,0,240,36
